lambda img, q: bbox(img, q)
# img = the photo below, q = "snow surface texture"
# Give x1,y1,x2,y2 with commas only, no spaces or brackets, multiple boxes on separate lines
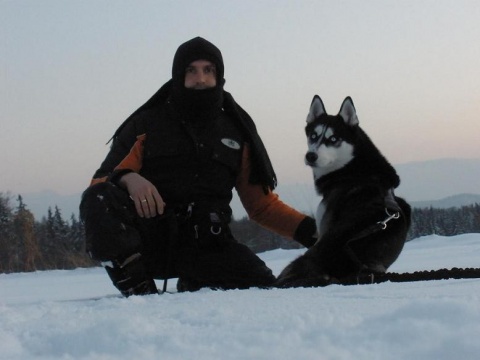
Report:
1,234,480,360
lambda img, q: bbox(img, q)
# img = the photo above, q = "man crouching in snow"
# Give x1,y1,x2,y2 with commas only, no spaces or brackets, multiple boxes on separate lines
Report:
80,37,316,297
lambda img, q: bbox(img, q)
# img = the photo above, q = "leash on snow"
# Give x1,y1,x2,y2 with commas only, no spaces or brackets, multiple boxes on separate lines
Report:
338,267,480,286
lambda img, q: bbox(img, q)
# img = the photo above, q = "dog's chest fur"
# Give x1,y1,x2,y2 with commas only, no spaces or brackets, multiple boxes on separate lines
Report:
315,201,327,240
314,186,350,243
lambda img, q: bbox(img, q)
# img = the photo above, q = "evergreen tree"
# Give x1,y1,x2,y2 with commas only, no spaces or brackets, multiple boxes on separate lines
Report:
0,193,15,272
37,206,73,269
13,195,41,271
69,213,84,252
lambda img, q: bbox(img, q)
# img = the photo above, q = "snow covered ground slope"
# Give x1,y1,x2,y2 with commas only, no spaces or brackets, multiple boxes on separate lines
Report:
1,234,480,360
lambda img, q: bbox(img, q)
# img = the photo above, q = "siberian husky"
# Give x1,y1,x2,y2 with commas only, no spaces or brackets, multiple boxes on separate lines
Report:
276,96,411,287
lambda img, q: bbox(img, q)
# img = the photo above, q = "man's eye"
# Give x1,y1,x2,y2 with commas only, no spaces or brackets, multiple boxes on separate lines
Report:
205,66,216,74
186,67,195,74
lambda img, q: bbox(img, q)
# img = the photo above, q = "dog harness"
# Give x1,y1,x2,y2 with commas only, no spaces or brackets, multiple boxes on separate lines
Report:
343,188,403,271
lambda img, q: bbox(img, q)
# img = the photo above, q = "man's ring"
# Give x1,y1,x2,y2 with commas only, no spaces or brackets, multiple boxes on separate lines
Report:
141,199,147,203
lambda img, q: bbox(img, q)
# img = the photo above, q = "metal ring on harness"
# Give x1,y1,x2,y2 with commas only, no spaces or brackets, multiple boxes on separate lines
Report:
210,225,222,235
377,208,400,230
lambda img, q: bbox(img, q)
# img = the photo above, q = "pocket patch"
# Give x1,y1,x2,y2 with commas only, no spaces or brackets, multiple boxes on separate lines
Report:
221,138,241,150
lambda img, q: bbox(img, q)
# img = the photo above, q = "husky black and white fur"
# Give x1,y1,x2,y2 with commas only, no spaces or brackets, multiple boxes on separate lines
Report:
276,96,411,287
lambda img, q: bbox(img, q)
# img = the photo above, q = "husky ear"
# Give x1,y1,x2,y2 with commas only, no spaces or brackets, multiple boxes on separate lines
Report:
306,95,326,123
338,96,359,126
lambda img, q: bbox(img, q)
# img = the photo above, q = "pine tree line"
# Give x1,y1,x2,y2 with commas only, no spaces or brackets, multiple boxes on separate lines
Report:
0,193,94,273
407,204,480,239
1,191,479,273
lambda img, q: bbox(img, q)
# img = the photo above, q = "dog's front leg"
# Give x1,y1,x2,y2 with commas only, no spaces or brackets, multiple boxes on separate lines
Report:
275,249,333,288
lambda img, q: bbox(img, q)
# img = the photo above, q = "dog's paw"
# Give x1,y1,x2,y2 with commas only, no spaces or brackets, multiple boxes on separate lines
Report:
275,273,336,288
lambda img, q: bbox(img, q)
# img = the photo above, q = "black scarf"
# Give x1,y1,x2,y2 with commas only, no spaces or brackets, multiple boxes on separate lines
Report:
111,37,276,191
110,80,277,192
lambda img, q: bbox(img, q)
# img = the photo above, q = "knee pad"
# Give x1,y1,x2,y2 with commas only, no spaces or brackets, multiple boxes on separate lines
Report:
80,182,142,261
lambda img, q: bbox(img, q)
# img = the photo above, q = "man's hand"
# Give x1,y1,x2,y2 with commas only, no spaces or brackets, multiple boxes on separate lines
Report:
118,172,165,218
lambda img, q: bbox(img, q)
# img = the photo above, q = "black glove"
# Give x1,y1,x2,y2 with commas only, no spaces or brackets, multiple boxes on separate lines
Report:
293,216,317,248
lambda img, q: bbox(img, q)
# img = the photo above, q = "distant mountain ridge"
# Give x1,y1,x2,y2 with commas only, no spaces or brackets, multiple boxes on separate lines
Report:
230,186,480,220
14,157,480,221
394,158,480,202
410,193,480,209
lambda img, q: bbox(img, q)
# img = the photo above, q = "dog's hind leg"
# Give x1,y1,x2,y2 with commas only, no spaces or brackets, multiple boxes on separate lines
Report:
275,253,334,288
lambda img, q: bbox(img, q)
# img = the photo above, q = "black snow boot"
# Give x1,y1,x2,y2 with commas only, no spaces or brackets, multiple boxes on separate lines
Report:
176,277,203,292
104,253,158,297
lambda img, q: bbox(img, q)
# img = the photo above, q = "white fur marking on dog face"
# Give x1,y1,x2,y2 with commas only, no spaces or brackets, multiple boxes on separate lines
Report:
308,125,342,148
307,135,354,180
306,123,353,180
307,124,326,145
324,128,334,142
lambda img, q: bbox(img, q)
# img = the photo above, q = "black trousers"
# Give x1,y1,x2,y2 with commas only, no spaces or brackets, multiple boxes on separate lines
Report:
80,182,275,290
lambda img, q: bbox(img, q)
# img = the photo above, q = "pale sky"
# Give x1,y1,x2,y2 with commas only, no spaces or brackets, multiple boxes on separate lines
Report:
2,0,479,196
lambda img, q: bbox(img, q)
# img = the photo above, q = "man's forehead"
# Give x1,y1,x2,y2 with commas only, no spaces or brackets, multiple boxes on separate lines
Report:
187,59,215,67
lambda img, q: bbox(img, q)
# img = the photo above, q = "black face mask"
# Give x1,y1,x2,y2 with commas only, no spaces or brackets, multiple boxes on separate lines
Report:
170,85,224,122
170,37,225,121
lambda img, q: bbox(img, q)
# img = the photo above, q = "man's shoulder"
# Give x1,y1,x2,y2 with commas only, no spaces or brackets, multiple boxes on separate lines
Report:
125,102,169,133
218,111,245,137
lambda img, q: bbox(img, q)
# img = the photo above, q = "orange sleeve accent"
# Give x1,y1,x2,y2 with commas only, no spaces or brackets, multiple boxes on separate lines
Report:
235,144,307,239
88,134,146,187
114,134,146,173
89,176,109,186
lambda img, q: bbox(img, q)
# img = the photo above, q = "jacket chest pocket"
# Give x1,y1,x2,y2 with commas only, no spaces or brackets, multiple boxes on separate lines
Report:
143,131,194,159
210,138,243,174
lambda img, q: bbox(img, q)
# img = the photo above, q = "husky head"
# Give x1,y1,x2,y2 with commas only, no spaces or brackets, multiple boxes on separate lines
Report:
305,96,359,180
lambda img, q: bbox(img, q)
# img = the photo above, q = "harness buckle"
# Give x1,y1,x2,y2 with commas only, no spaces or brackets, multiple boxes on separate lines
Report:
186,202,195,218
209,212,223,235
377,208,400,230
210,225,222,235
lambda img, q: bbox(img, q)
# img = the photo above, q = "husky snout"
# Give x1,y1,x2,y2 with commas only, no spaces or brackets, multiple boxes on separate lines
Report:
305,152,318,165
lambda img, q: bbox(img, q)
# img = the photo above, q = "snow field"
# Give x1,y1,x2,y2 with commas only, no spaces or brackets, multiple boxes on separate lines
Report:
1,234,480,360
